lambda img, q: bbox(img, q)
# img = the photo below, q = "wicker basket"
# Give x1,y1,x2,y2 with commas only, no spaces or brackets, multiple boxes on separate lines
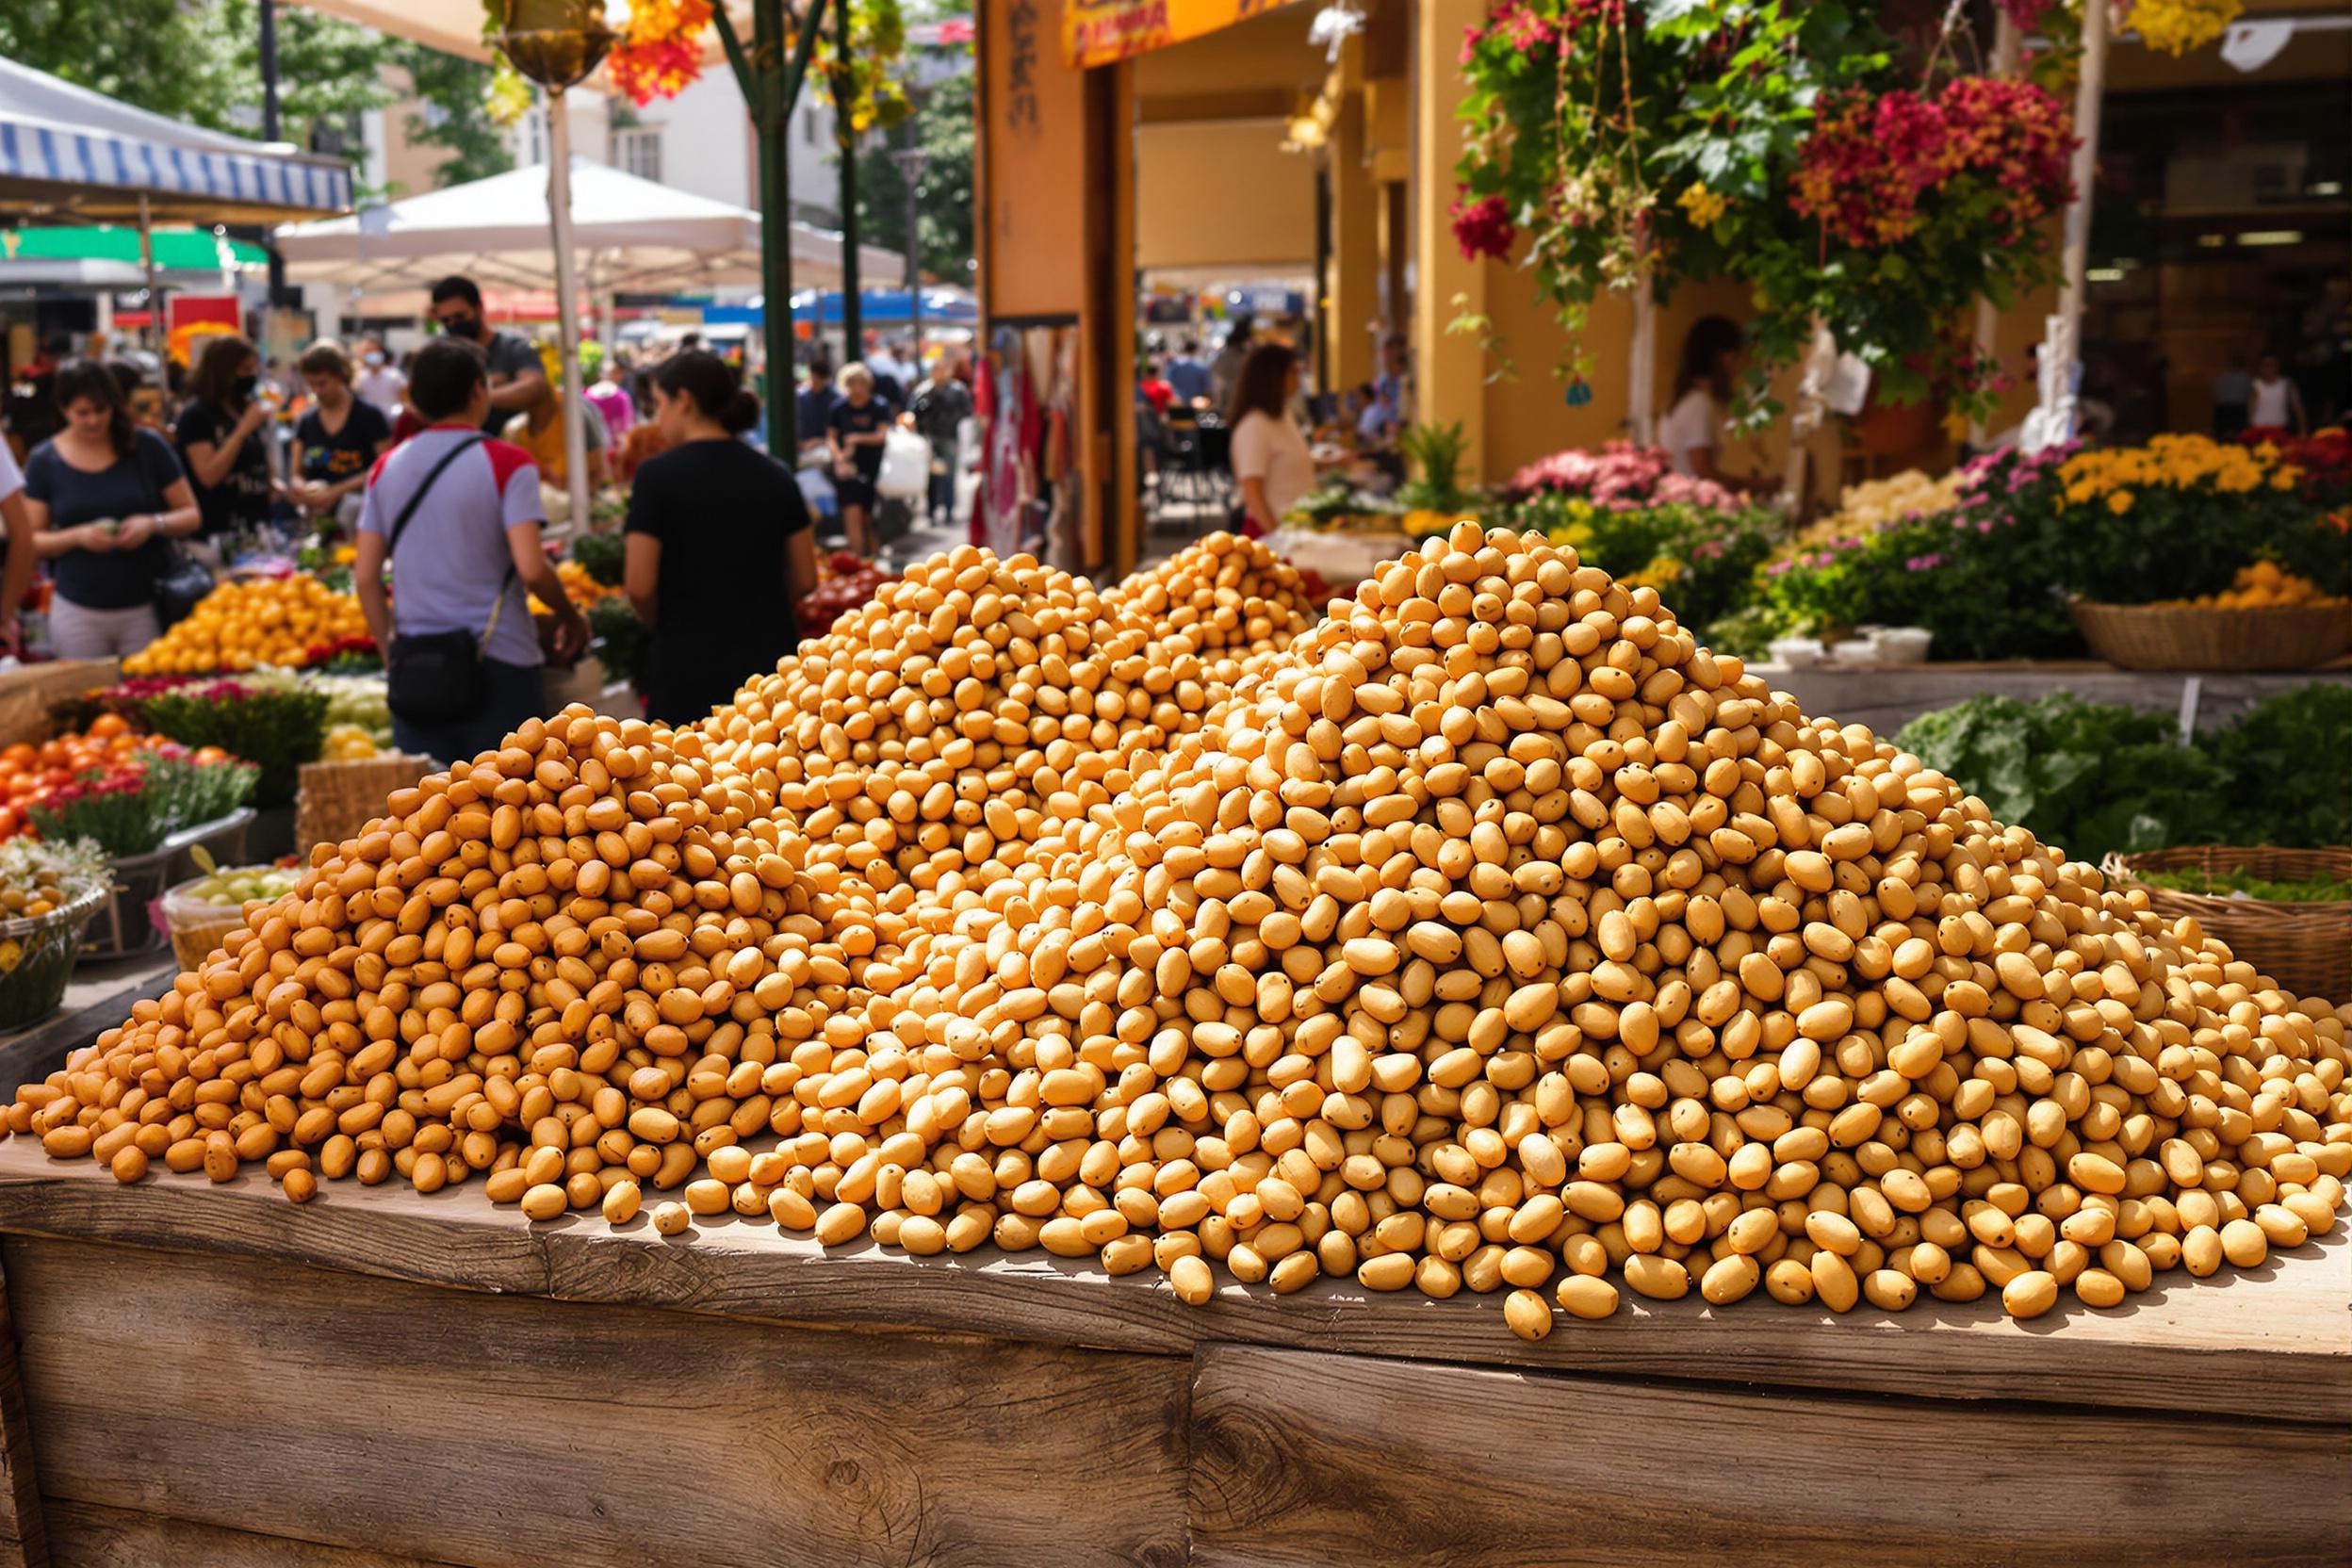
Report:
293,754,436,858
159,877,256,974
2100,845,2352,1002
2069,597,2352,672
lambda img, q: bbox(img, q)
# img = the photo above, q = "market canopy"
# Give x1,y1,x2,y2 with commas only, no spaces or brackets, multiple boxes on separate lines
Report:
271,157,901,297
0,225,268,270
783,286,978,326
0,54,354,221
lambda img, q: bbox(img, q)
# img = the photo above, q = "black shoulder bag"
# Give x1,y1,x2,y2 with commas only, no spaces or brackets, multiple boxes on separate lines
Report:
382,436,513,727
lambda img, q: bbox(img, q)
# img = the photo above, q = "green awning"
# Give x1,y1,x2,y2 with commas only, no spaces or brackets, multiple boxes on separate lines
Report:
0,226,268,270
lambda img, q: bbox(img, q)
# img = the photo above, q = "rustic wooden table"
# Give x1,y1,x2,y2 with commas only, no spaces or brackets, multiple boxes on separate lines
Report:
0,1138,2340,1568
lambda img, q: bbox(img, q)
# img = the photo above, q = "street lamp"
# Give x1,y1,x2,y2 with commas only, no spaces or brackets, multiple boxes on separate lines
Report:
492,0,615,537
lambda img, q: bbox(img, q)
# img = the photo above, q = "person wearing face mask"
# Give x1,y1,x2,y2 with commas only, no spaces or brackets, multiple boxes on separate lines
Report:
174,333,284,541
353,338,408,418
428,275,547,436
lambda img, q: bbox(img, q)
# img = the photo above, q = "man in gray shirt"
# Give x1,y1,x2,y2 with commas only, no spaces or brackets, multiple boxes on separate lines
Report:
429,274,548,435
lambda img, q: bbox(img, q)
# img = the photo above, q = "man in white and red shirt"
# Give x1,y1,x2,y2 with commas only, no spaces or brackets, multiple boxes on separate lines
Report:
353,337,584,764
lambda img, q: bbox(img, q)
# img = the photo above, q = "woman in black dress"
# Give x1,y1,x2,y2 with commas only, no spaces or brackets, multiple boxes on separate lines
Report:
624,351,818,725
174,333,282,544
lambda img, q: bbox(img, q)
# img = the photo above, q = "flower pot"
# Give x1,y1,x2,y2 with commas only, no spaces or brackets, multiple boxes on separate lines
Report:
1767,636,1826,668
1874,627,1934,664
82,808,253,964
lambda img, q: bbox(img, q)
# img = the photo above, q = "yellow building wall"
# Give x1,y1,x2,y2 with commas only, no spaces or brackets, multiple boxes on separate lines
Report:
1134,122,1316,272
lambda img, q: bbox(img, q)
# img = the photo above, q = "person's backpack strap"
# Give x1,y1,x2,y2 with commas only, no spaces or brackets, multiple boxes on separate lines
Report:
384,434,487,558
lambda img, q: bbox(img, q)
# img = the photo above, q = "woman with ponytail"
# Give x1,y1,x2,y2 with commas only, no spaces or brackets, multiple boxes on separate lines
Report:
23,361,201,657
624,350,817,724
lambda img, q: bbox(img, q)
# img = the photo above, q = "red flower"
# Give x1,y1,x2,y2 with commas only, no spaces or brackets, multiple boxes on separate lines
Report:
1451,195,1518,261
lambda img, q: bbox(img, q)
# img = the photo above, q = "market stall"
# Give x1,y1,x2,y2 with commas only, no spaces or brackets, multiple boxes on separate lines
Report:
0,1145,2338,1567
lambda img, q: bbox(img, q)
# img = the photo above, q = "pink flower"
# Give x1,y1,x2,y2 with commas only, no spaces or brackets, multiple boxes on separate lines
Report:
1451,195,1518,261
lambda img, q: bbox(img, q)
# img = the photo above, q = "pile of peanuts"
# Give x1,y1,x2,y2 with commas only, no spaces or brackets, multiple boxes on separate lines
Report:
11,524,2348,1337
1103,531,1320,685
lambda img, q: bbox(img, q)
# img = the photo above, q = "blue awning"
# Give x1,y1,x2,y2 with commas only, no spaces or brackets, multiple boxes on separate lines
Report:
0,55,352,222
785,286,980,325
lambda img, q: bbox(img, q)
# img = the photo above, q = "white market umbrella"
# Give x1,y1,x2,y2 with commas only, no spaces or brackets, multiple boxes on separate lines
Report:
272,158,901,297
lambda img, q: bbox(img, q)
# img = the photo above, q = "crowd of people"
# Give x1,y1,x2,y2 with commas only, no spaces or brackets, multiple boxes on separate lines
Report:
1134,315,1417,536
0,270,939,762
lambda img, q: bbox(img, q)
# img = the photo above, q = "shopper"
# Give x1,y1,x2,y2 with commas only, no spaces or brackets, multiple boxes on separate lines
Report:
796,361,841,463
354,340,408,417
506,369,609,493
352,338,584,765
1659,316,1756,489
291,342,394,527
23,361,203,658
585,354,637,445
175,332,280,540
1165,338,1212,406
624,351,816,725
2249,354,2307,436
826,363,891,557
1210,316,1256,411
428,275,548,435
1227,342,1320,538
908,356,973,531
0,437,34,655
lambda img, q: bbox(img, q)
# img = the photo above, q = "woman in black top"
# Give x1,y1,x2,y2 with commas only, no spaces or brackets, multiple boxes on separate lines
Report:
174,332,281,542
24,361,203,659
624,351,817,725
290,341,393,529
825,362,890,558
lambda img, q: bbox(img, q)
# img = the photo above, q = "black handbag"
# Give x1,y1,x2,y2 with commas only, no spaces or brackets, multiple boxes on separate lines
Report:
154,544,214,628
382,436,513,727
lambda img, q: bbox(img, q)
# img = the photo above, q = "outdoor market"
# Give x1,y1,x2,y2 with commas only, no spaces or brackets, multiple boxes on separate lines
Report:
0,0,2344,1563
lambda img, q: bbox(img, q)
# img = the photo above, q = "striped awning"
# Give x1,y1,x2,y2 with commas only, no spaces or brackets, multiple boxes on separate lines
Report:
0,55,353,222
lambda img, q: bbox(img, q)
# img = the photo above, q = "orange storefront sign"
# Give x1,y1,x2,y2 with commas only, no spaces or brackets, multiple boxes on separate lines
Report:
1062,0,1304,67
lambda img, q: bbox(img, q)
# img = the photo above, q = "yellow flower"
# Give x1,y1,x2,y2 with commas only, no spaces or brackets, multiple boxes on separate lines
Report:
2107,490,2133,514
332,544,357,565
1677,182,1727,228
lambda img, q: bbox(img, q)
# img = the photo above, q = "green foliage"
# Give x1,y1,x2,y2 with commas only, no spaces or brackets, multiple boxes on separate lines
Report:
2194,684,2352,850
140,685,330,812
27,756,258,860
2138,866,2352,903
588,597,650,688
569,531,627,588
394,42,514,190
1396,423,1473,513
856,66,975,283
1896,685,2352,866
821,0,912,136
1896,694,2228,864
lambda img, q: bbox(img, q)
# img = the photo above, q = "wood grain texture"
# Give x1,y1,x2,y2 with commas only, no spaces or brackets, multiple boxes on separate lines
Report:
0,1144,2342,1424
1187,1344,2352,1568
8,1237,1189,1568
45,1503,459,1568
0,1251,45,1568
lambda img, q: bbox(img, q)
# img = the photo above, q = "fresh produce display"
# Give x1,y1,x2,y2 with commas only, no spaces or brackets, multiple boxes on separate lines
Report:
1101,532,1322,692
138,681,330,811
798,549,890,636
531,559,620,616
0,717,155,843
2150,562,2341,611
1899,685,2352,864
176,850,303,913
0,839,109,1031
24,751,255,859
568,529,627,588
8,524,2349,1347
303,672,393,750
2135,866,2352,904
122,575,371,677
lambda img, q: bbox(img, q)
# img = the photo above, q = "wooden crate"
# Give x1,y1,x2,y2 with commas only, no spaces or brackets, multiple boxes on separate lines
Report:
0,1143,2342,1567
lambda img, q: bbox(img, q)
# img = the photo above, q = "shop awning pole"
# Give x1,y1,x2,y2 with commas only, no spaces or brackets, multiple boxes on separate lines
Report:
1626,232,1656,448
137,194,161,353
547,90,592,534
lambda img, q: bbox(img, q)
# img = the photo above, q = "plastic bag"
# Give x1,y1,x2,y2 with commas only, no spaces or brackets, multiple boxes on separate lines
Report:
877,428,930,500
